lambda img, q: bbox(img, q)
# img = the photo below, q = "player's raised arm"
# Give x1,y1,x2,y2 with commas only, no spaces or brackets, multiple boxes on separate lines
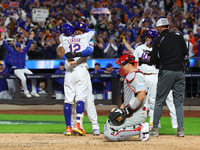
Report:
120,35,135,54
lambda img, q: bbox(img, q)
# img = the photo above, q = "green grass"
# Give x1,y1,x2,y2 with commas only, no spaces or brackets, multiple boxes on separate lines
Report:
0,114,199,135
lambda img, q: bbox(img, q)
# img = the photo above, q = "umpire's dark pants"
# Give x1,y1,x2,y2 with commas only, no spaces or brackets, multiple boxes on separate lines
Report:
153,70,185,128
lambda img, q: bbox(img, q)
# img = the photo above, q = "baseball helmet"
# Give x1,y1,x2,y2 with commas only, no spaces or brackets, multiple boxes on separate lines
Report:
156,18,169,27
115,54,137,76
145,29,158,38
76,22,86,31
108,108,126,126
62,23,75,36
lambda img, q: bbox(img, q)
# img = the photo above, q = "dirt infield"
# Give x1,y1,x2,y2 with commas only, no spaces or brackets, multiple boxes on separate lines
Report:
0,134,199,150
0,109,200,150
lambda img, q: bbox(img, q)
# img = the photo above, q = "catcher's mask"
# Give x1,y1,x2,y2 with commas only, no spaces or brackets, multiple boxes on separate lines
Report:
115,54,138,76
108,108,126,126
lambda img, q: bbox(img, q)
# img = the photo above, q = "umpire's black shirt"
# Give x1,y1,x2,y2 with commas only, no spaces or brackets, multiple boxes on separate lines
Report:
150,29,188,71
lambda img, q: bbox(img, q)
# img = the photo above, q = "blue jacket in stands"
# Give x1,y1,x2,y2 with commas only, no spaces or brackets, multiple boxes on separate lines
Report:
0,70,8,92
97,69,117,91
53,68,65,93
3,38,33,69
4,53,13,74
90,70,105,94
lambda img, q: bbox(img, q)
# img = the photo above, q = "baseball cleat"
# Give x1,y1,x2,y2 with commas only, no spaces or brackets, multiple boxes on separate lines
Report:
93,129,100,136
73,122,86,136
176,128,185,137
64,126,74,136
139,123,149,141
149,128,159,137
25,93,32,98
31,92,40,97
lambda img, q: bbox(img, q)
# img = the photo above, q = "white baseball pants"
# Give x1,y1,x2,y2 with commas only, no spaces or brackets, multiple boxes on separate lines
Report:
14,68,37,94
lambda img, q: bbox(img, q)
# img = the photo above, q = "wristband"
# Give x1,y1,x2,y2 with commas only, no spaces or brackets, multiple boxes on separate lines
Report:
124,105,134,117
129,96,141,109
62,55,66,60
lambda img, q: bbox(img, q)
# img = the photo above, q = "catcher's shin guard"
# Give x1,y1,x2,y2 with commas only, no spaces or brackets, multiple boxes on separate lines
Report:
103,121,118,141
117,130,140,141
103,120,141,141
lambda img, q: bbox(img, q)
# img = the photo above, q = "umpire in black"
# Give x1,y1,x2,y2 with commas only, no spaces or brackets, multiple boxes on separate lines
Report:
140,18,188,137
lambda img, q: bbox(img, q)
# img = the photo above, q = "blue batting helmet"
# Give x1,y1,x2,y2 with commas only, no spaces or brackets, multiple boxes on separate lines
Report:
76,22,86,31
62,23,75,36
145,29,158,38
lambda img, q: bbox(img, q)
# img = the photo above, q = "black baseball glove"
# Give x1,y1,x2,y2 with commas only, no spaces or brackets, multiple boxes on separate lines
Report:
108,107,134,126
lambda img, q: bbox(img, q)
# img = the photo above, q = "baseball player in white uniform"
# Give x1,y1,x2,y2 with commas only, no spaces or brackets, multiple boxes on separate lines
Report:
70,22,100,135
57,23,98,136
121,29,178,129
104,54,149,141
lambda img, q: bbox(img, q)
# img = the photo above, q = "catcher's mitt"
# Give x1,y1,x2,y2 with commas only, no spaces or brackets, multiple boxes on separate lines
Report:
108,108,126,126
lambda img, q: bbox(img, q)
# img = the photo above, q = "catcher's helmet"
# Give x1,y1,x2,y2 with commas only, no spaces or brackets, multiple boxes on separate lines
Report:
62,23,75,36
115,54,137,66
115,54,137,76
108,108,126,126
76,22,86,31
145,29,157,38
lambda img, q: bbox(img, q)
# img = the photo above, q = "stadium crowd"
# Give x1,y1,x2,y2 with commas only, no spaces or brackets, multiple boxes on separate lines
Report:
0,0,200,60
0,0,200,99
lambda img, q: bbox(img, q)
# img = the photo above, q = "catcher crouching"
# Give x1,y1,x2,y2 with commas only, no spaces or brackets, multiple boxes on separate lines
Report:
103,54,149,141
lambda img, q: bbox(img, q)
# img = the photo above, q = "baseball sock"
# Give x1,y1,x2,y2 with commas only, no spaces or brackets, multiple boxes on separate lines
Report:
64,103,72,127
76,101,85,129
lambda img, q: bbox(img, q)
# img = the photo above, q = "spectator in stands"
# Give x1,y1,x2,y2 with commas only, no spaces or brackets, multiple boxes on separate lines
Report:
43,38,57,59
184,34,194,57
4,52,15,99
27,40,44,59
193,32,200,56
104,37,118,58
92,35,104,58
0,63,9,99
102,31,109,45
53,62,65,100
132,34,143,49
104,63,117,99
1,31,40,98
36,82,46,94
97,63,117,99
107,21,120,42
90,62,105,100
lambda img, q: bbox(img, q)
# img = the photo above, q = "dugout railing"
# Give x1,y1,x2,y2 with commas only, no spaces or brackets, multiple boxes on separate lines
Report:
0,73,122,108
0,73,200,107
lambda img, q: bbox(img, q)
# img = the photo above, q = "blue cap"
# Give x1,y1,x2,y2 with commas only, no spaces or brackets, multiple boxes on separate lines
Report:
60,62,65,66
56,30,61,34
51,28,57,32
106,63,113,68
122,27,127,32
95,62,100,66
16,43,21,47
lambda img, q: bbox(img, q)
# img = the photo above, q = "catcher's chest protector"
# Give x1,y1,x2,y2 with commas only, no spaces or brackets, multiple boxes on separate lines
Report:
124,71,143,107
